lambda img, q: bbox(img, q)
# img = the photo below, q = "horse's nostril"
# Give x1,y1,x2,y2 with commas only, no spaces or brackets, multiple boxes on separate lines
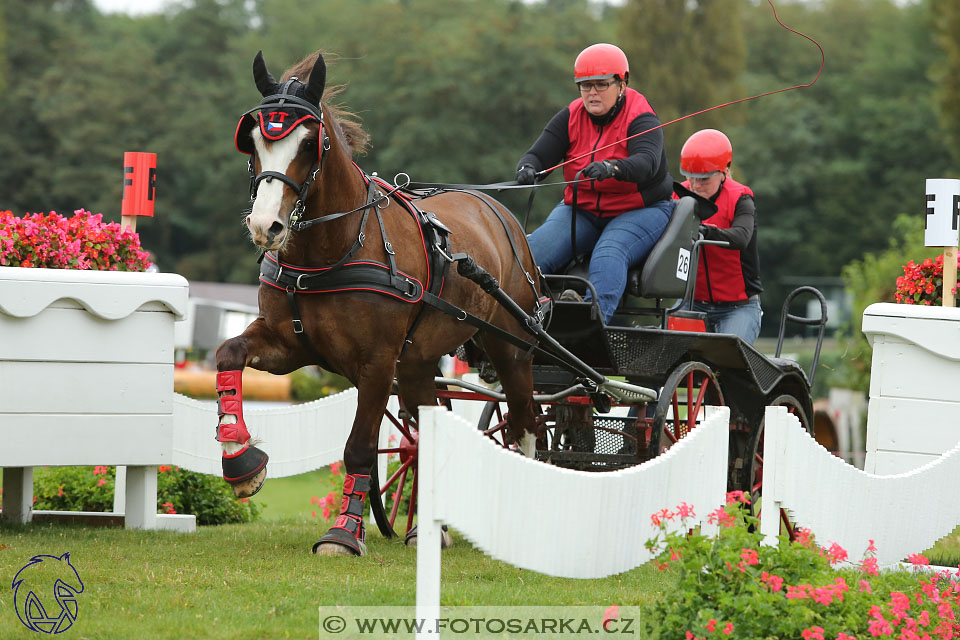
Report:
268,221,284,239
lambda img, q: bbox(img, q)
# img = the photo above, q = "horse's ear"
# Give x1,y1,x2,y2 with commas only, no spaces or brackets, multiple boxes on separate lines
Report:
304,54,326,106
252,50,278,97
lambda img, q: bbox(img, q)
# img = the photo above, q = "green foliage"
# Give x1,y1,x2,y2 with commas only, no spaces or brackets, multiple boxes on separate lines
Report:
288,366,353,403
618,0,748,175
33,465,116,512
156,465,260,525
836,213,940,392
30,465,259,526
644,494,960,638
932,0,960,167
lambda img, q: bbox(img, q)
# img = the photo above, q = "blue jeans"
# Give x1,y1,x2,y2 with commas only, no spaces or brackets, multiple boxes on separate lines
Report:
527,200,674,322
692,295,763,344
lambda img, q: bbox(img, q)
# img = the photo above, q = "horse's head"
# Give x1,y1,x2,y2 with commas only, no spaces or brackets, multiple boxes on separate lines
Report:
236,51,331,251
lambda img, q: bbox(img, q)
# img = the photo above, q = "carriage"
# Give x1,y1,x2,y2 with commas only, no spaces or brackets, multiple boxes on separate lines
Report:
369,193,828,541
221,48,827,555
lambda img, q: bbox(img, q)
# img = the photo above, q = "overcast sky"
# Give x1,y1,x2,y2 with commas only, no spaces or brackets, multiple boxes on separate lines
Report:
92,0,170,15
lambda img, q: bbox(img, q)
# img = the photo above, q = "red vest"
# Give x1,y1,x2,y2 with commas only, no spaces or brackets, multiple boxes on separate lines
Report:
563,88,654,217
682,177,755,302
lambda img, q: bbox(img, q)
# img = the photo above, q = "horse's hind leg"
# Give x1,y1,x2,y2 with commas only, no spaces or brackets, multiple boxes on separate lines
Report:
478,335,538,457
215,319,303,498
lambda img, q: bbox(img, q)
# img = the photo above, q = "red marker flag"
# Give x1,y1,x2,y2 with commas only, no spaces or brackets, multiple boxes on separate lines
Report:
121,152,157,217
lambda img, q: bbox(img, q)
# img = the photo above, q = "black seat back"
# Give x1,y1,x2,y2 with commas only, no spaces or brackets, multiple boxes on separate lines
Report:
626,196,699,299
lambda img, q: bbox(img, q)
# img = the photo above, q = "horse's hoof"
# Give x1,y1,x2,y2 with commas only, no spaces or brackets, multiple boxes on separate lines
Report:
222,445,269,498
312,526,366,556
314,541,366,556
230,466,267,498
404,525,452,549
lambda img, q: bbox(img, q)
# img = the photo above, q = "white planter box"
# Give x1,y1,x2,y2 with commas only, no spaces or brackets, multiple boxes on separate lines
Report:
862,302,960,474
0,266,192,530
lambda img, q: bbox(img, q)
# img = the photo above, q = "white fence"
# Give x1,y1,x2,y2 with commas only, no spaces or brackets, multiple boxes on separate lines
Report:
760,405,960,567
414,406,731,615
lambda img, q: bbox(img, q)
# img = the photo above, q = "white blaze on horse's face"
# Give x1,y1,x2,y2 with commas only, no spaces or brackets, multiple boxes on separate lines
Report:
246,126,312,251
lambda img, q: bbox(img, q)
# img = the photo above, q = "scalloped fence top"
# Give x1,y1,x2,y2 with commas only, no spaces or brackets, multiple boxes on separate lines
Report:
0,266,189,320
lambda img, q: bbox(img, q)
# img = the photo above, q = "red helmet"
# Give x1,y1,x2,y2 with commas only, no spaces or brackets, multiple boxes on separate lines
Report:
680,129,733,178
574,43,629,83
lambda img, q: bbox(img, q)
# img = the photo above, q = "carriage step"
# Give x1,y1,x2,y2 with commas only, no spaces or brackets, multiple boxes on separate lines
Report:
537,451,641,470
598,378,657,403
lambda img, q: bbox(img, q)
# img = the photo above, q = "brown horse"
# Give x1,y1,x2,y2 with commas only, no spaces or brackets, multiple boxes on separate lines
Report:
215,50,542,555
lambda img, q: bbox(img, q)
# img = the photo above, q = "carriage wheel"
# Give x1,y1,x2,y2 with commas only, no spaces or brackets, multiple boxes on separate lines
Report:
747,394,811,539
648,361,725,459
370,385,454,539
370,405,420,538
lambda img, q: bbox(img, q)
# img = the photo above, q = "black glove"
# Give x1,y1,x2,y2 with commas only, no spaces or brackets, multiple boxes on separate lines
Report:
516,164,537,185
582,160,617,181
699,224,717,240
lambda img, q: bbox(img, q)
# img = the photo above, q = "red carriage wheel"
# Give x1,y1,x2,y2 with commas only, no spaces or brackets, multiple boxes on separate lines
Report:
746,394,811,538
370,405,420,538
647,361,725,459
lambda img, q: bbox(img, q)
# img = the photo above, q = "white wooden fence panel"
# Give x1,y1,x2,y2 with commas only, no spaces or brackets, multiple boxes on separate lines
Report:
0,415,172,466
761,405,960,566
0,307,176,363
0,361,171,414
172,388,398,478
416,405,730,585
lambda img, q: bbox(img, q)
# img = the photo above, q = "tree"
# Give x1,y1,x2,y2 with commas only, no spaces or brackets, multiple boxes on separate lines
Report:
616,0,748,177
931,0,960,168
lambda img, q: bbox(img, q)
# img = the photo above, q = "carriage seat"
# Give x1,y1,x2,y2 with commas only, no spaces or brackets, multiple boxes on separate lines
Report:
625,196,699,299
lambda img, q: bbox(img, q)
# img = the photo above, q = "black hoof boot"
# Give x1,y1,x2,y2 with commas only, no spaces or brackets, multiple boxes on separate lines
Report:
222,445,269,495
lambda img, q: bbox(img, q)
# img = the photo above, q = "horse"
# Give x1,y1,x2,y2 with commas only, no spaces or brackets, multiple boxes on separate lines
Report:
215,49,544,556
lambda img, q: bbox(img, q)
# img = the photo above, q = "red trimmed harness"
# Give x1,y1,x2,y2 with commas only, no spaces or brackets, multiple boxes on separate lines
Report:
257,165,458,365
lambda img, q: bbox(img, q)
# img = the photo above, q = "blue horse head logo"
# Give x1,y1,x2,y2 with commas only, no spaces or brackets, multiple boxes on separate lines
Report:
11,553,84,634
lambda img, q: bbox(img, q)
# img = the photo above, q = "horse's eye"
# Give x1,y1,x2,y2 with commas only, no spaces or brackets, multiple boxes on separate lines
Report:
302,139,317,154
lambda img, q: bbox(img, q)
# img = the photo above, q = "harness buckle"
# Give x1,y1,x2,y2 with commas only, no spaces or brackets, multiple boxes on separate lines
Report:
435,243,454,263
296,273,308,290
358,231,365,246
385,241,395,255
292,319,304,334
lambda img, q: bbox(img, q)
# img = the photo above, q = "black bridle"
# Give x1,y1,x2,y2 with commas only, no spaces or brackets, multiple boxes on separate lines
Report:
241,78,332,227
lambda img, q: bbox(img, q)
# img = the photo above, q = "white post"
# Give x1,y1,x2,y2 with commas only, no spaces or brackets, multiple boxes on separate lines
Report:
759,406,784,546
2,467,34,523
124,465,157,530
113,465,127,514
415,407,442,640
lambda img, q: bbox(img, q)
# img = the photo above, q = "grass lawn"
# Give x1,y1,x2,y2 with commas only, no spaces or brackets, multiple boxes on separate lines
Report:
0,518,672,639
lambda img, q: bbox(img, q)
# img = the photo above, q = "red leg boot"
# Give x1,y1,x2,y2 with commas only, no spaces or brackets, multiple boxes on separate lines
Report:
216,370,268,493
313,474,370,556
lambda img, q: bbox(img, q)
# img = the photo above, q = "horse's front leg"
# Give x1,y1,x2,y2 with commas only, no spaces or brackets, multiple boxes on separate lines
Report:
215,320,304,498
314,358,397,557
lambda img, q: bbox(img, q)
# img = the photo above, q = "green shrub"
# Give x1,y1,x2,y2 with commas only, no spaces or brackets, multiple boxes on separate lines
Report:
643,492,960,638
30,465,258,525
838,213,941,393
156,465,259,525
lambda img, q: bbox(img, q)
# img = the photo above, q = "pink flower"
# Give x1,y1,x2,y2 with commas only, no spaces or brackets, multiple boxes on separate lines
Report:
706,619,717,632
675,502,695,519
801,626,824,640
836,633,857,640
740,548,759,566
859,580,872,594
907,554,930,566
330,461,343,476
825,542,848,564
603,605,619,623
97,478,107,487
761,571,784,592
725,490,750,504
722,622,733,635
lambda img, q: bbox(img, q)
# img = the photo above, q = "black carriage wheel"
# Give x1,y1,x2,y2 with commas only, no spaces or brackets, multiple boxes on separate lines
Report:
747,394,811,539
370,385,453,539
648,361,725,459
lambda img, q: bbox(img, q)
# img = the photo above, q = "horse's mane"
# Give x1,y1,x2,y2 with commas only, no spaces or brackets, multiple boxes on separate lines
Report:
283,51,371,156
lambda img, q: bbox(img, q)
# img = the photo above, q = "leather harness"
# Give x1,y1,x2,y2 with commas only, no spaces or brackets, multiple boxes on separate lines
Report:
257,165,548,370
